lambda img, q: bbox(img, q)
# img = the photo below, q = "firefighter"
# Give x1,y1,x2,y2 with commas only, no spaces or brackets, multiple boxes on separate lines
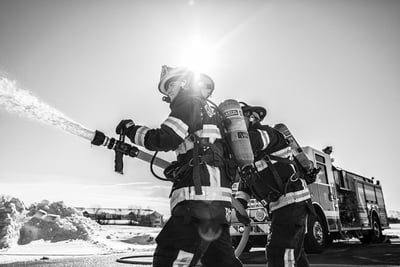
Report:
115,65,242,267
235,102,314,267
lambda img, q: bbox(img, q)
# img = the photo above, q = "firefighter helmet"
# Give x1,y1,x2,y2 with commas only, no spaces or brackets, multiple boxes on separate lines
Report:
158,65,214,101
240,102,267,122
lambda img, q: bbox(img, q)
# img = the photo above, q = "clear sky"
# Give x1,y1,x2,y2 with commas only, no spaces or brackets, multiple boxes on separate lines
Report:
0,0,399,217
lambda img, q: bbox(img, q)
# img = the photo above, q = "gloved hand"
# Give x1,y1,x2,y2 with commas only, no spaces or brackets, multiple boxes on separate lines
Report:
231,208,251,226
116,119,135,135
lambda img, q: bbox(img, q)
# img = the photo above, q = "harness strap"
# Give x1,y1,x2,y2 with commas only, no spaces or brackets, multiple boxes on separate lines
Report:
192,135,203,195
263,154,285,193
189,239,211,267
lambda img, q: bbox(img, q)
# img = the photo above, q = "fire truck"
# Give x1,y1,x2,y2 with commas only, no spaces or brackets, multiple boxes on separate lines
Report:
230,146,390,253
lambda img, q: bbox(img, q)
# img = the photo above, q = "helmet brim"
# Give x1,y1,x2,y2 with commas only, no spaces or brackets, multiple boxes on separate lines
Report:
158,70,191,95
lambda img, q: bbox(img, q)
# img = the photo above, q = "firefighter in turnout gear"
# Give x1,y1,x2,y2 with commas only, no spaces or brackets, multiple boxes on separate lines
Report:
115,66,242,267
235,102,314,267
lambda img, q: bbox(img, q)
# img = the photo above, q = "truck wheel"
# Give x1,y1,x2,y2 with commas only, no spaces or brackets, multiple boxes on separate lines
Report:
304,214,328,253
361,215,383,243
371,215,383,242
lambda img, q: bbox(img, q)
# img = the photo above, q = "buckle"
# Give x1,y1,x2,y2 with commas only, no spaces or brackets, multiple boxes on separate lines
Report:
260,199,268,207
189,156,204,167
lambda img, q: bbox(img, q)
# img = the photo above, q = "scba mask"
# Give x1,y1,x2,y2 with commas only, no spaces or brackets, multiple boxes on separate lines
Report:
158,65,214,102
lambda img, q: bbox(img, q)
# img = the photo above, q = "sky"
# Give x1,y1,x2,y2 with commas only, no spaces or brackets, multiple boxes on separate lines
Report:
0,0,399,218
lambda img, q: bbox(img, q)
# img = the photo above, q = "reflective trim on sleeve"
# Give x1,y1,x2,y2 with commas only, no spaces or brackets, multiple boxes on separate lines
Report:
269,187,311,212
257,129,270,150
235,191,250,203
162,116,189,140
170,186,232,211
134,126,150,147
271,147,292,158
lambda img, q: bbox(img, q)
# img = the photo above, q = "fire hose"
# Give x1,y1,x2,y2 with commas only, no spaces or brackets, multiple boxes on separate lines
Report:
90,130,251,261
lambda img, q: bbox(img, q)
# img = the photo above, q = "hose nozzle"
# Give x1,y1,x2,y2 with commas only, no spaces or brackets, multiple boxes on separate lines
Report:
91,130,139,157
91,130,107,146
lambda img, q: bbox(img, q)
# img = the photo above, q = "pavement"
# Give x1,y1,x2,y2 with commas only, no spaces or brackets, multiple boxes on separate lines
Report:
0,238,399,266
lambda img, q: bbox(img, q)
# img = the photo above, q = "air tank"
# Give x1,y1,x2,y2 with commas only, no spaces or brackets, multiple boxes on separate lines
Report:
219,99,254,169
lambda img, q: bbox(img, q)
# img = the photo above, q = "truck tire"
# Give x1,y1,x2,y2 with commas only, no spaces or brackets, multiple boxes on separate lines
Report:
360,215,383,244
304,213,328,253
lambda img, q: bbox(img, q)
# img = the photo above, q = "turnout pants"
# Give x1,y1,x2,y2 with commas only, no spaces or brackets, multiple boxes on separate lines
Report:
153,215,242,267
266,201,311,267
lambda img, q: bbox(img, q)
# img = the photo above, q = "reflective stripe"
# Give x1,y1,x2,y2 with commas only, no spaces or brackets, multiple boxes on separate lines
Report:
162,116,189,140
175,124,221,155
207,165,221,188
254,157,290,171
173,250,194,267
300,178,307,188
235,191,250,202
175,138,194,155
271,147,292,158
269,187,311,212
324,210,340,218
255,147,293,172
284,248,295,267
255,159,270,171
195,124,221,143
257,129,270,150
170,186,232,211
134,126,150,147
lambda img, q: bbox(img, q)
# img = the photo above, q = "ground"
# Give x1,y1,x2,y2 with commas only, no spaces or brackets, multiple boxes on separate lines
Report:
1,224,399,265
0,225,160,264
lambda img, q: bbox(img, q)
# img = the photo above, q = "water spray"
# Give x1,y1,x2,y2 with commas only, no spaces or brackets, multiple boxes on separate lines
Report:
0,78,95,141
0,77,169,172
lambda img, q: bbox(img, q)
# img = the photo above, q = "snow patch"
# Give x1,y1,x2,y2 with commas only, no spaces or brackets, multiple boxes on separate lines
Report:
0,196,99,249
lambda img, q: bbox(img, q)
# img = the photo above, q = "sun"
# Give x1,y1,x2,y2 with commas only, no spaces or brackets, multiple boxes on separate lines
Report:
179,34,217,74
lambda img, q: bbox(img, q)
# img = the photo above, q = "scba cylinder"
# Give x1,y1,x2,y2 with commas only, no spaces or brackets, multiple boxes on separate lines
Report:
219,99,254,169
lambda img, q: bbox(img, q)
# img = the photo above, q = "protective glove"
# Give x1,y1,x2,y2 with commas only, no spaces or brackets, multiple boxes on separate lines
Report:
232,199,251,226
231,208,251,226
116,119,135,135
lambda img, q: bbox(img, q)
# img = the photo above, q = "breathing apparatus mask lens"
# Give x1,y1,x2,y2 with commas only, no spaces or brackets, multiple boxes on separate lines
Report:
251,112,261,122
244,111,260,123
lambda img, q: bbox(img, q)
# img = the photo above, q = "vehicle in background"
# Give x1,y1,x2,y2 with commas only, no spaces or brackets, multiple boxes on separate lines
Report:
230,146,389,253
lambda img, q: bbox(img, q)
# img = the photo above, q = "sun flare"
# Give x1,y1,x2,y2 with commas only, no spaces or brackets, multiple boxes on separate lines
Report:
179,35,217,73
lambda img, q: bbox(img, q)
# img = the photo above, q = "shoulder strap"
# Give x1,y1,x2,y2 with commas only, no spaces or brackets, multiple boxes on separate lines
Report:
262,153,285,193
